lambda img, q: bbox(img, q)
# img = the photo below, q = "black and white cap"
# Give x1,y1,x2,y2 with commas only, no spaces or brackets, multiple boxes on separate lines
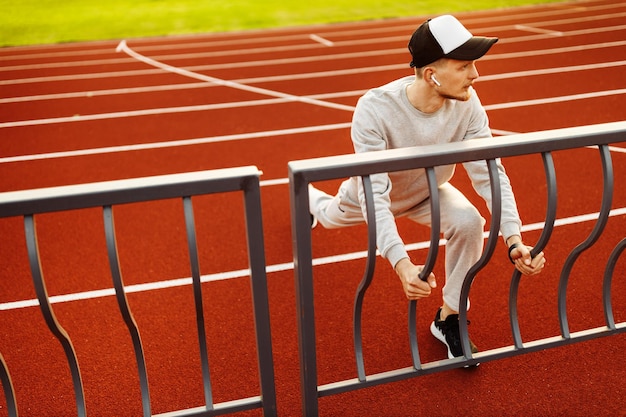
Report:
408,15,498,68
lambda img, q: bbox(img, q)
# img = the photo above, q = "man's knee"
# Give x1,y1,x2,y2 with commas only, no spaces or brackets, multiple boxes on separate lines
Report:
445,205,485,240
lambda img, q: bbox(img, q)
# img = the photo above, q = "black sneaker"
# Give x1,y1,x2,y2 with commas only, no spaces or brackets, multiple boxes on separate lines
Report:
430,307,478,362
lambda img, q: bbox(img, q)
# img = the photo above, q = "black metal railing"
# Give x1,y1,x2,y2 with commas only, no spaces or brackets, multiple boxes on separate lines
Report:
288,121,626,416
0,166,277,417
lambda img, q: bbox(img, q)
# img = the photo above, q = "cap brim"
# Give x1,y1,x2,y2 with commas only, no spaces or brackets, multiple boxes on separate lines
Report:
445,36,498,61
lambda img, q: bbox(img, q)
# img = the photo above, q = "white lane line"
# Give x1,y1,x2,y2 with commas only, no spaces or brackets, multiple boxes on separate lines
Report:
2,206,625,311
514,24,564,36
484,40,626,61
115,40,355,112
604,146,626,153
1,88,624,162
3,24,625,85
478,60,626,81
0,48,407,87
2,41,624,109
0,82,212,103
488,11,626,34
6,55,626,104
497,24,626,45
261,177,289,187
0,43,406,75
483,88,626,111
309,34,334,46
491,128,520,136
0,37,626,102
0,87,363,128
0,122,352,163
2,85,624,130
1,97,300,128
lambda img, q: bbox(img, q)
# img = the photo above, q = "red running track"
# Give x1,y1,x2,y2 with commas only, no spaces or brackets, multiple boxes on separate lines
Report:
1,0,626,415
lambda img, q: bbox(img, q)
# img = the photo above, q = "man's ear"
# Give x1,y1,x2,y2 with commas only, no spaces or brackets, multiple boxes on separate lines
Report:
421,66,438,86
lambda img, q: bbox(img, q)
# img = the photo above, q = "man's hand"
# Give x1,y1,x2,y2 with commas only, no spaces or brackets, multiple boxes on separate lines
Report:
394,258,436,300
507,236,546,276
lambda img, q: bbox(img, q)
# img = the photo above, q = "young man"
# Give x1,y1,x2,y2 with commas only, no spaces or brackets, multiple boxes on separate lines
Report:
309,15,546,359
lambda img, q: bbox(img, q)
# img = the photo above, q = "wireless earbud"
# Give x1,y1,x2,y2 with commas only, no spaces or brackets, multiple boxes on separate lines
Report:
431,75,441,87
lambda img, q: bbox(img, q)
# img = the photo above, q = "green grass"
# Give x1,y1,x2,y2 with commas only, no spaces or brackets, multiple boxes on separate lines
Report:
1,0,564,47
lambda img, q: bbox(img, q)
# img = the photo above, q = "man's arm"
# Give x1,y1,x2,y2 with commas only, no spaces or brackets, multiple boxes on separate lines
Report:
352,95,436,298
463,92,546,275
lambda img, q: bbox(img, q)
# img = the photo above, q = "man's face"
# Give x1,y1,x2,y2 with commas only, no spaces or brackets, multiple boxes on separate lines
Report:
433,59,480,101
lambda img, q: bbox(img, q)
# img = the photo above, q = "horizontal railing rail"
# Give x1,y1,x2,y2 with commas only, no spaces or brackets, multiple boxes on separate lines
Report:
0,166,277,417
288,121,626,416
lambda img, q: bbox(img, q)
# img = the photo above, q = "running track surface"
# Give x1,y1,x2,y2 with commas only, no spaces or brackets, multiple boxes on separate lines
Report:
1,1,626,416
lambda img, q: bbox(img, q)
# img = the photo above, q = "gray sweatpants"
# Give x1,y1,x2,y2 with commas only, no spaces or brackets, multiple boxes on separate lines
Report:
309,182,485,312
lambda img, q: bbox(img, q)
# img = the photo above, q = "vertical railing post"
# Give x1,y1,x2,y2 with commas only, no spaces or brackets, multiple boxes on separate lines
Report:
289,173,319,417
242,175,277,416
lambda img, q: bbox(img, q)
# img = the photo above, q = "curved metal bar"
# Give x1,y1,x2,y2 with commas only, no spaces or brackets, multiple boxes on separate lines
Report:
103,206,151,417
353,175,377,382
458,159,502,360
0,353,18,417
558,145,613,338
508,270,523,347
510,151,558,348
531,152,558,256
408,167,441,370
182,196,213,407
24,215,87,417
406,300,420,370
603,238,626,330
418,167,441,280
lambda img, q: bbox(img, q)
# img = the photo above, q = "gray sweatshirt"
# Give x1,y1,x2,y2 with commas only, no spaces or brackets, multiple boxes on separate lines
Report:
345,75,522,267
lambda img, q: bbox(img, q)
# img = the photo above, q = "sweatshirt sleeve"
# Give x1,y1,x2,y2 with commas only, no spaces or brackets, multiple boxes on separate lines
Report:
462,94,522,241
351,97,408,267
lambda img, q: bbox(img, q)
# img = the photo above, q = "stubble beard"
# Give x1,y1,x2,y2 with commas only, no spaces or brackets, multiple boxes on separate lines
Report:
440,86,473,102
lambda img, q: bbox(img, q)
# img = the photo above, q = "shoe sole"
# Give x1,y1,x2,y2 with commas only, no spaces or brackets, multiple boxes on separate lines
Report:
430,321,480,367
430,321,454,359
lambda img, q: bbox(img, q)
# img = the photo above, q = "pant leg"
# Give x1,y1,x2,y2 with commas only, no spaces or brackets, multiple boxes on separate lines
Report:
309,182,364,228
405,183,485,312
